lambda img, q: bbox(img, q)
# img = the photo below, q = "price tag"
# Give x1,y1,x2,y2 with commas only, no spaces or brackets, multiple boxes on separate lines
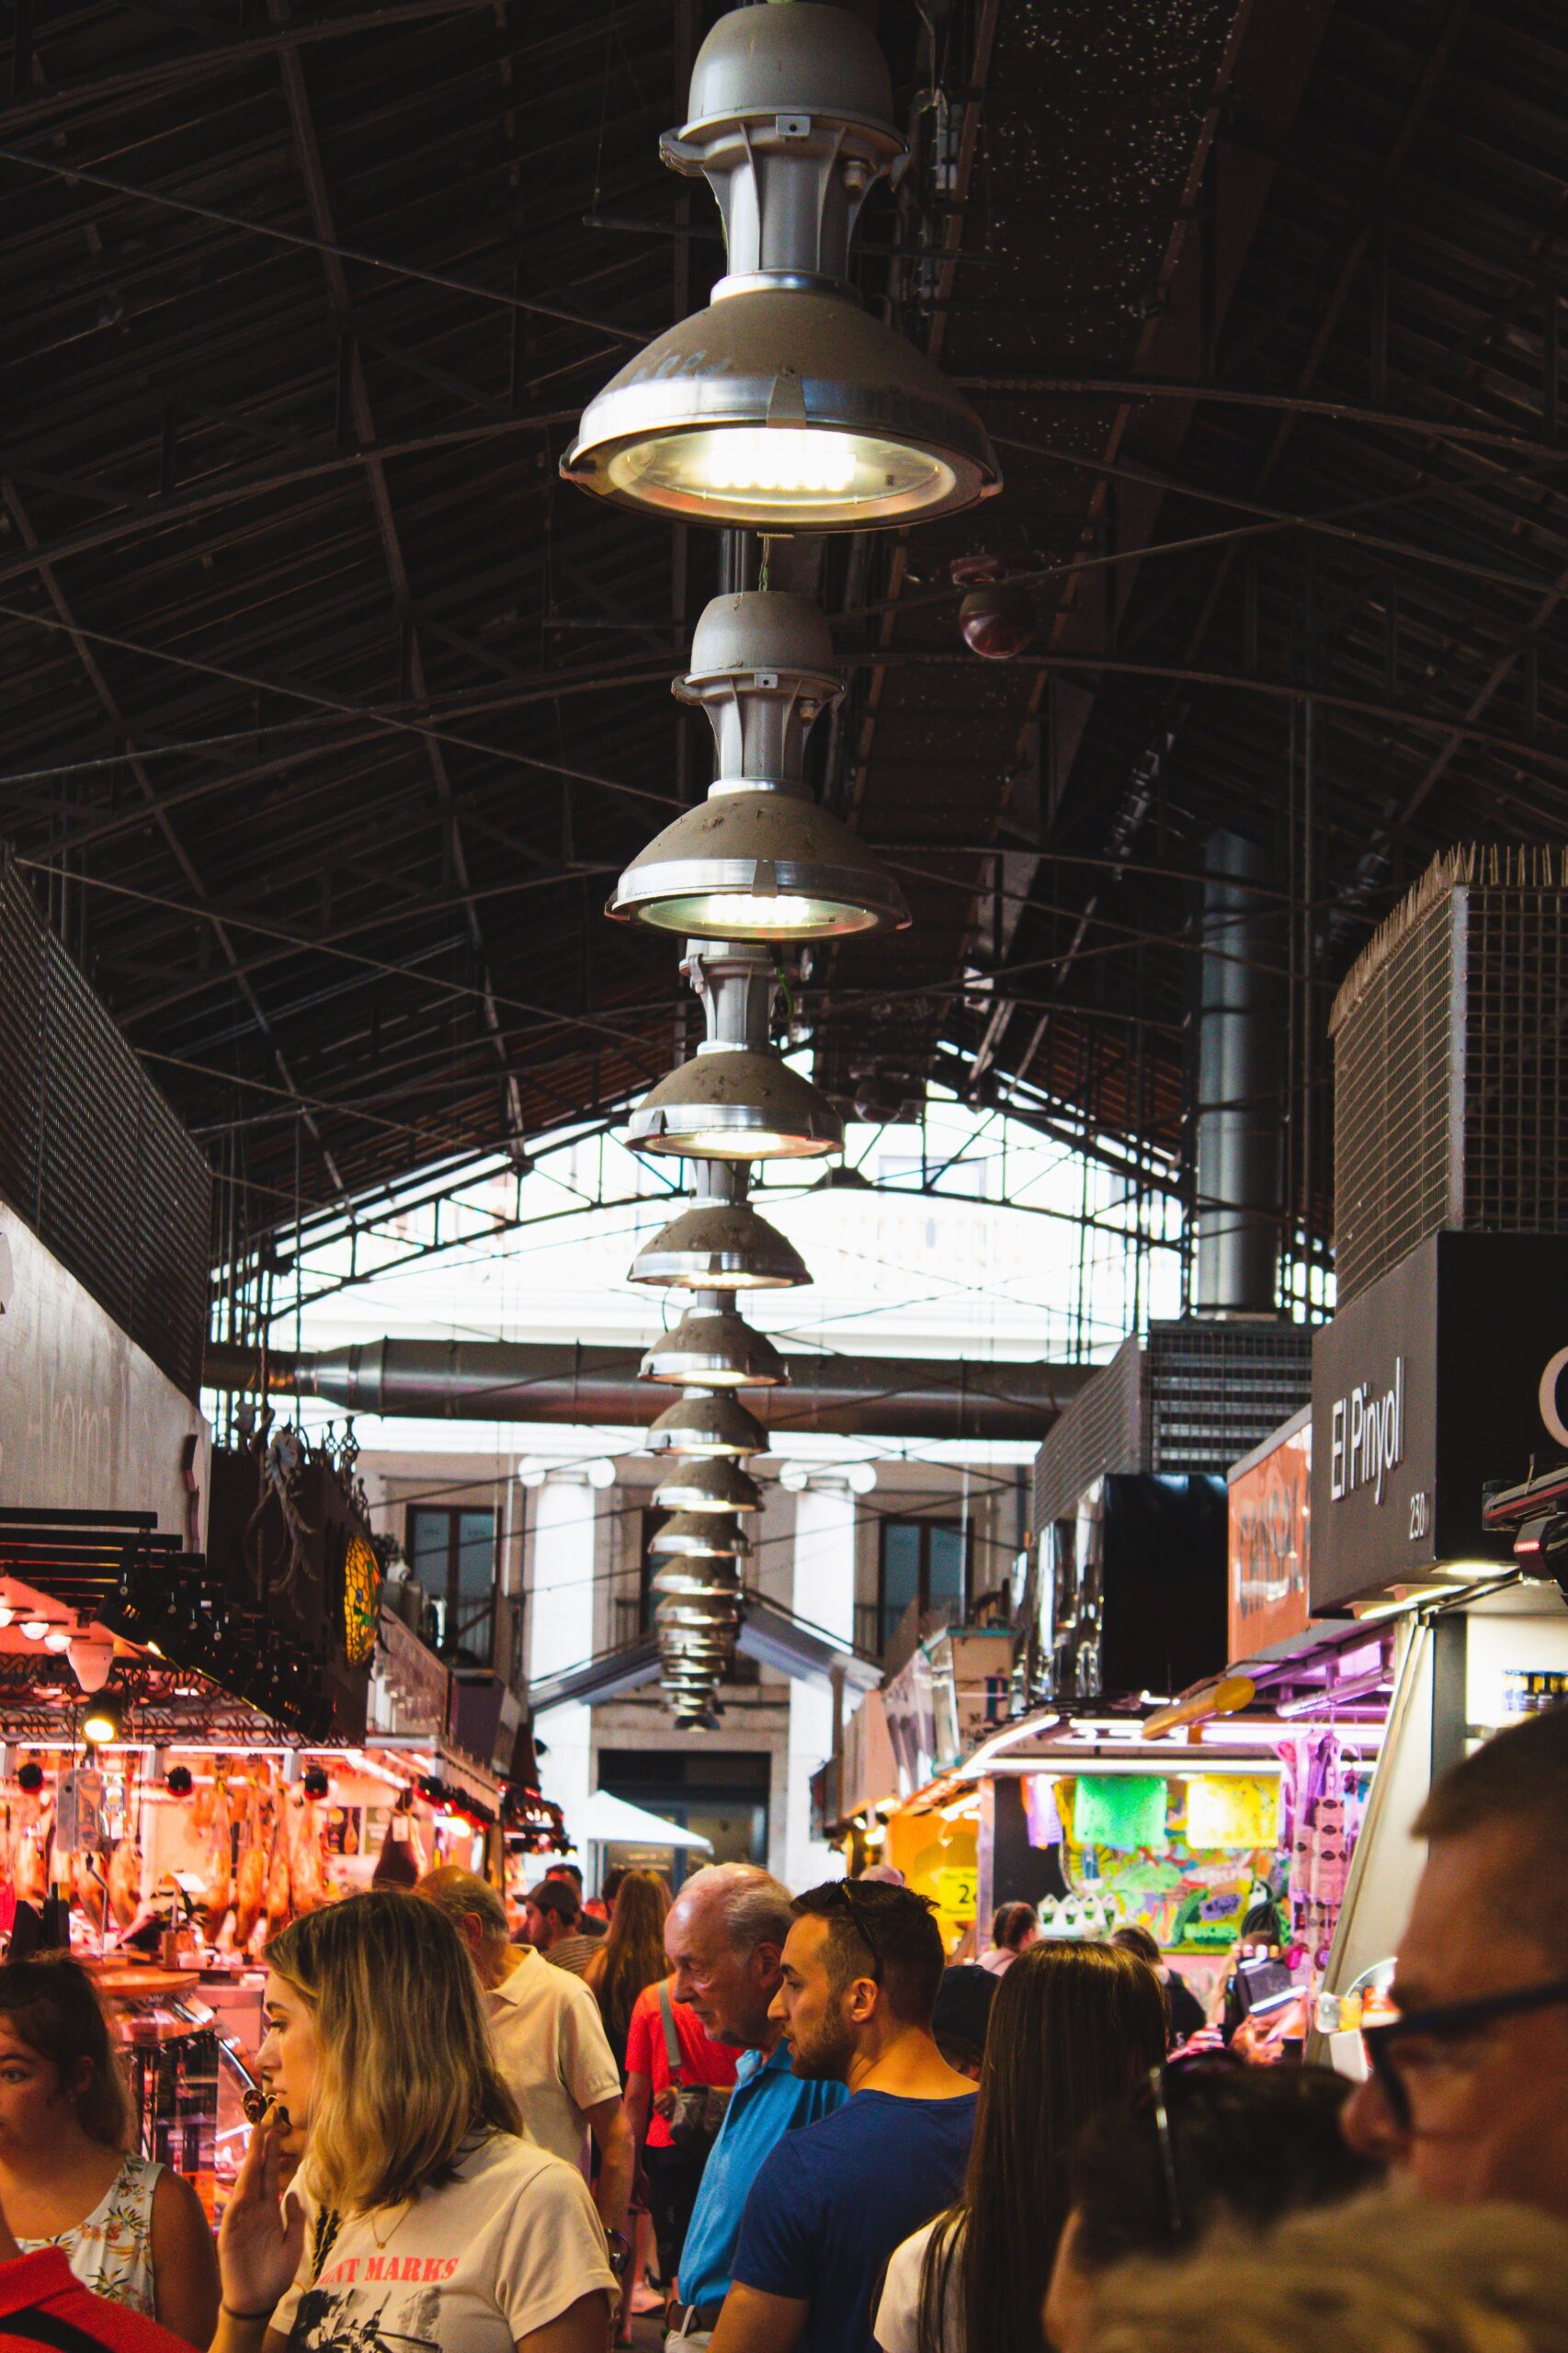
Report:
936,1865,977,1917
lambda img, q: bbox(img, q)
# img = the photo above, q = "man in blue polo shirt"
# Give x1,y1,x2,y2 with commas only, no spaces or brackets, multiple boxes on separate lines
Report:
666,1866,847,2347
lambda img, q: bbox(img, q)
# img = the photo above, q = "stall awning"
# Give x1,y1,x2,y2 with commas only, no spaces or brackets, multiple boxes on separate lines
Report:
577,1790,712,1851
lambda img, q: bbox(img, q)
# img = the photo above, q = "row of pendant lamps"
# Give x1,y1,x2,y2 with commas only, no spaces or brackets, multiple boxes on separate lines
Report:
566,0,999,1726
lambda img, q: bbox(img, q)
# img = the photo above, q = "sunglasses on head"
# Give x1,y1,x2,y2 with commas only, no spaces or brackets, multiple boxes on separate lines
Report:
1360,1976,1568,2132
823,1881,885,1981
1133,2052,1246,2238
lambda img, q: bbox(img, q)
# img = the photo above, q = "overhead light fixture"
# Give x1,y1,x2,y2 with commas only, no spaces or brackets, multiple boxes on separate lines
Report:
82,1690,123,1745
631,1162,809,1291
641,1297,788,1390
645,1390,767,1456
562,6,999,528
20,1620,47,1643
0,1605,12,1630
655,1458,761,1515
627,944,841,1163
652,1559,744,1597
650,1512,752,1563
629,1046,841,1160
609,594,910,941
657,1597,744,1634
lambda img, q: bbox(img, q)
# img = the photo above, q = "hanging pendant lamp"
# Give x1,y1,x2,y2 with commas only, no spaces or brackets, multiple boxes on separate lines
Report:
649,1511,751,1563
651,1563,744,1602
609,594,909,942
654,1457,761,1515
645,1390,767,1456
641,1293,788,1389
631,1160,809,1291
562,6,999,529
626,942,842,1163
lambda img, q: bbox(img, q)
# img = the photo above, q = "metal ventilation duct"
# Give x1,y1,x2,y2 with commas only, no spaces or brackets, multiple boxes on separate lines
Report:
1192,830,1282,1318
203,1336,1087,1444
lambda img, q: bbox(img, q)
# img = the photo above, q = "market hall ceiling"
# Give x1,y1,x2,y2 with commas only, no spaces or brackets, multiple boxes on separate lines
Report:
3,0,1567,1248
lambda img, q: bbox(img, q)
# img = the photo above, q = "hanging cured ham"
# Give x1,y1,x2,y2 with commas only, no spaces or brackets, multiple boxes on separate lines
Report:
201,1779,234,1938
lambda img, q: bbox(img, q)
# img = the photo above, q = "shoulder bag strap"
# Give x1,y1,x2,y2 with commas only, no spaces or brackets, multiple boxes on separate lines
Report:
656,1979,687,2083
0,2305,125,2353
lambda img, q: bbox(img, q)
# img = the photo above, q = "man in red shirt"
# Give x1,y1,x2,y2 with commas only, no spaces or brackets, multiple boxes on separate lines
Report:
0,2211,191,2353
625,1975,739,2292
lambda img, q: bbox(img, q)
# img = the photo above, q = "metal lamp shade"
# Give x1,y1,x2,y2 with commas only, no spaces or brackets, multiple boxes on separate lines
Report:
608,787,910,941
640,1305,788,1390
654,1457,761,1514
651,1559,744,1597
627,1047,842,1162
645,1391,768,1455
649,1511,751,1562
562,283,999,530
631,1200,809,1291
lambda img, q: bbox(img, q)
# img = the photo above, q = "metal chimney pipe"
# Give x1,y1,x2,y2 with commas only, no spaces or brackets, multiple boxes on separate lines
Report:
1193,829,1282,1317
202,1336,1089,1444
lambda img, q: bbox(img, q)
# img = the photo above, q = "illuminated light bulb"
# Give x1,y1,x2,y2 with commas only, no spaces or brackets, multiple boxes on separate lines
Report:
0,1606,12,1629
699,427,857,496
43,1630,71,1654
20,1620,47,1643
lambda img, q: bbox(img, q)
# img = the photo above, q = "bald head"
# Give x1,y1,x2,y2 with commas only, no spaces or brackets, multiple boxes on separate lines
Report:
666,1864,794,2052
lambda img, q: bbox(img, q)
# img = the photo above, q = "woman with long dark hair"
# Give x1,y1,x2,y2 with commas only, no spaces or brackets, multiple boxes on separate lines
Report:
584,1871,671,2078
872,1941,1167,2353
0,1954,218,2346
214,1891,616,2353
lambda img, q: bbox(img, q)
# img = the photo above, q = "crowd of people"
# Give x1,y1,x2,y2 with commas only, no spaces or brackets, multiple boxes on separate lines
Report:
0,1702,1562,2353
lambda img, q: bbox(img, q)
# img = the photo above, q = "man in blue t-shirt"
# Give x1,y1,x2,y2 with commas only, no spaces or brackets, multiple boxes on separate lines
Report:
708,1881,977,2353
668,1865,848,2342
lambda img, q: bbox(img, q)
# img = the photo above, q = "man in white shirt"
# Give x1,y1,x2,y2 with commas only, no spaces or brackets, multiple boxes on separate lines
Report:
417,1864,635,2246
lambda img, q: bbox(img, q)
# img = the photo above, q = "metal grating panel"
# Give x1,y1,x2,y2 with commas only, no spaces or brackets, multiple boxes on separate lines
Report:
1032,1336,1147,1527
1332,878,1455,1305
1145,1321,1312,1475
1333,848,1568,1303
1460,883,1568,1233
0,855,211,1398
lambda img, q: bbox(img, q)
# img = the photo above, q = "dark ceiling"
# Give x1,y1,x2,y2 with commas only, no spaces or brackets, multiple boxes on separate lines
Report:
4,0,1567,1289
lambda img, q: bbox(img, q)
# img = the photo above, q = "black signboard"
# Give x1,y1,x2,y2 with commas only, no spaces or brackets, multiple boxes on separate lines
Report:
1310,1233,1568,1611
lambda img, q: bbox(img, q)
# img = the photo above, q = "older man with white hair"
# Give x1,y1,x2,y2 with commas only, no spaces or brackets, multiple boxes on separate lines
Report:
416,1864,634,2250
665,1865,847,2348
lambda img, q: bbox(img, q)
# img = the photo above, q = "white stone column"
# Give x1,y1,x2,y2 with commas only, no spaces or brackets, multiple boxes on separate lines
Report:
786,1483,857,1891
527,1473,597,1836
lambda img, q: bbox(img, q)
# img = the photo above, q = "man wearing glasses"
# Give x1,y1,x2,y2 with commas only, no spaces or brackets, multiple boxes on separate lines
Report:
708,1881,977,2353
1344,1701,1568,2216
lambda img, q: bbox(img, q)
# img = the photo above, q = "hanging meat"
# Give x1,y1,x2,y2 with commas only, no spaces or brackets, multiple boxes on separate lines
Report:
14,1789,49,1905
201,1777,234,1938
287,1796,328,1915
264,1806,292,1941
233,1780,270,1949
369,1790,426,1890
73,1850,108,1934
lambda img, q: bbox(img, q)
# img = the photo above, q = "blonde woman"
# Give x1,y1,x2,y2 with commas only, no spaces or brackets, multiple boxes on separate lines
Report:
1083,2188,1568,2353
214,1891,616,2353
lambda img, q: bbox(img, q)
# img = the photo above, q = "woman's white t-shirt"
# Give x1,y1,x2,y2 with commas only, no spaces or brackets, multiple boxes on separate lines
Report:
273,2131,616,2353
874,2214,962,2353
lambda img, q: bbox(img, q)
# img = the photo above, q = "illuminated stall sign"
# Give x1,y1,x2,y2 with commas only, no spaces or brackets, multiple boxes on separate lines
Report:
1227,1408,1312,1657
1310,1233,1568,1611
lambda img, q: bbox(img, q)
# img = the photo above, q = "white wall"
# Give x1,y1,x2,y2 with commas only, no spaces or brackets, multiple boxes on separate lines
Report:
786,1483,858,1890
528,1474,599,1830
